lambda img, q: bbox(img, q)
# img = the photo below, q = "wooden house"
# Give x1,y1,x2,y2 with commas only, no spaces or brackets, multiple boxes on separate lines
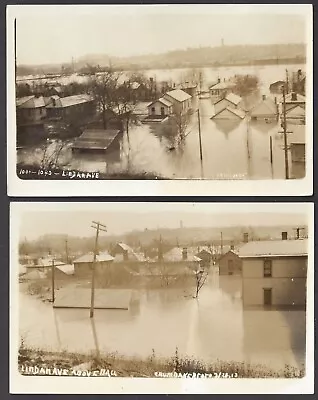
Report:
218,250,242,276
16,95,47,125
73,252,114,278
163,89,192,115
250,95,278,121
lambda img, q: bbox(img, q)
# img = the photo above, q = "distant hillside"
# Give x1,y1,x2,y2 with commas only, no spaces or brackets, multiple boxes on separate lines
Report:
19,224,308,257
17,43,306,76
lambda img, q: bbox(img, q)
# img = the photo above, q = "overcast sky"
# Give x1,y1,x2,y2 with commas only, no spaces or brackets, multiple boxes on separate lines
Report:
17,203,309,241
14,6,307,65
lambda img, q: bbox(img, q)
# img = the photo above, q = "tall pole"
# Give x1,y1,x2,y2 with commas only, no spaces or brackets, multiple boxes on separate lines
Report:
90,221,107,318
51,259,55,303
282,87,289,179
220,232,223,255
269,135,274,178
65,236,69,264
197,108,203,177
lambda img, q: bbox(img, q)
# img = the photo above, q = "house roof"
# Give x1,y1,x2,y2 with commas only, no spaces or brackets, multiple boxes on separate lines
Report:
224,93,242,106
164,89,192,102
163,247,201,262
115,242,146,262
72,129,121,151
46,94,94,108
56,263,75,275
286,105,306,117
209,81,234,90
212,106,245,119
16,95,46,108
74,251,114,263
250,97,278,116
26,257,66,268
218,249,240,261
147,97,173,108
239,239,308,258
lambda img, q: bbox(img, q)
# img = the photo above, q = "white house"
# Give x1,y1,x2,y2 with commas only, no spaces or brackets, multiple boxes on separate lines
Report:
285,104,306,123
250,95,278,121
239,236,308,308
209,79,235,99
289,125,306,179
163,89,192,115
147,97,173,118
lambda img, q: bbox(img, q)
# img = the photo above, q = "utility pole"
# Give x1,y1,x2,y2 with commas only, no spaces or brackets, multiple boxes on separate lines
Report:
90,221,107,318
269,135,274,178
197,108,203,178
51,259,55,303
65,236,69,264
282,87,290,179
285,69,289,94
220,232,223,255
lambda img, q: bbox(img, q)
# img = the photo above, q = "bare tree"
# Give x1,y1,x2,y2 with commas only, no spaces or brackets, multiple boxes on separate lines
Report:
193,266,208,298
40,139,70,169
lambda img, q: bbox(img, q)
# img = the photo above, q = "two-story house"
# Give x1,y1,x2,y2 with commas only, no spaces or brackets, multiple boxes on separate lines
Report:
16,95,47,125
239,234,308,308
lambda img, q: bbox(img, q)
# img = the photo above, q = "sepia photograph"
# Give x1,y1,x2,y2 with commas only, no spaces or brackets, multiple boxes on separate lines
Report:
7,4,313,196
10,202,314,394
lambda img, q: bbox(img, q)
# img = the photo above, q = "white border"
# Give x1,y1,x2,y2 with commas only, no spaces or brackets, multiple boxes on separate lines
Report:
10,202,314,394
7,4,313,197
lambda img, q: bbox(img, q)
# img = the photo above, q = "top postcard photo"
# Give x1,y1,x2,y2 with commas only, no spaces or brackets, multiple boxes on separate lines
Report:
7,4,313,197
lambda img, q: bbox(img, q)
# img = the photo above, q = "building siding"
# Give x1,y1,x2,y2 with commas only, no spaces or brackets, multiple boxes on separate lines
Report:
219,251,242,275
242,256,307,307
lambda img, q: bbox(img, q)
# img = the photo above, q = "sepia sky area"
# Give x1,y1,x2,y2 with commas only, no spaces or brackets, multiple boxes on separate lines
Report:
15,12,306,65
19,208,308,240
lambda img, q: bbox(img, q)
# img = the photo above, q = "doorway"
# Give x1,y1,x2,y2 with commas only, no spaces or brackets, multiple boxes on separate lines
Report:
263,288,272,306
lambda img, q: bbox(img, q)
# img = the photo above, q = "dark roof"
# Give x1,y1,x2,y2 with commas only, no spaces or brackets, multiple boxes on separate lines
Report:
72,129,121,151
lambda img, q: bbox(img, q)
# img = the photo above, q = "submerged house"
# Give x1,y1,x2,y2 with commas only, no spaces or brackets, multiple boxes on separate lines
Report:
285,104,306,124
162,89,192,115
211,107,245,121
218,249,242,276
289,125,306,179
269,80,287,94
16,95,47,125
239,235,308,308
250,95,278,121
280,92,306,112
209,79,235,99
71,129,122,155
146,97,173,121
46,94,95,120
213,93,243,115
73,252,114,278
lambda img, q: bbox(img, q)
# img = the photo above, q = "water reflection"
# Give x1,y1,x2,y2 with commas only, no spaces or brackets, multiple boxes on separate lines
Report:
20,273,306,369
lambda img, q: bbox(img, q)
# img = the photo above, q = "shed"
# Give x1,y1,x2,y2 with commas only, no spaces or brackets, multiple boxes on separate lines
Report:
73,252,114,278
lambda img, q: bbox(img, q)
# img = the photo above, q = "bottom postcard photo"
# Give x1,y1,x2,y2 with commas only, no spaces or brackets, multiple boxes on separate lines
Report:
10,202,314,394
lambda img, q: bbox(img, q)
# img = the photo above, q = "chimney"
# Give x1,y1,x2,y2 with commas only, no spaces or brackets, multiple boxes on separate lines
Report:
262,94,266,101
217,78,221,83
291,92,297,101
182,247,188,261
243,233,249,243
282,232,288,241
230,242,234,250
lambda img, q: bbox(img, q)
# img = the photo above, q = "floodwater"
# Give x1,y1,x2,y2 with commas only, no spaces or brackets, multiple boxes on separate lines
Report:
17,63,305,179
19,268,306,371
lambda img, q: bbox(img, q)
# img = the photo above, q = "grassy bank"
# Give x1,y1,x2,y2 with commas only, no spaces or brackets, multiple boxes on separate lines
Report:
18,344,305,378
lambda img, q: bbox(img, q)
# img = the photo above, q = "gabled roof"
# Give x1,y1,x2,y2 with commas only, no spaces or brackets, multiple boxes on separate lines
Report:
212,106,245,119
56,264,75,275
16,95,46,108
209,81,234,90
224,93,242,106
46,94,94,108
218,249,240,261
286,105,306,117
250,97,278,116
74,251,114,263
147,97,173,108
115,242,146,262
239,239,308,258
164,89,192,102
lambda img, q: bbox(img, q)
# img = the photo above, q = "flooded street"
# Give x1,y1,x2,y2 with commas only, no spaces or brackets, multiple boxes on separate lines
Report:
19,268,306,371
17,63,304,179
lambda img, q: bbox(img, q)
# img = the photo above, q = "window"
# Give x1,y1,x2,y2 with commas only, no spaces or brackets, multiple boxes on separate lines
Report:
151,107,155,115
160,107,165,116
263,259,272,277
